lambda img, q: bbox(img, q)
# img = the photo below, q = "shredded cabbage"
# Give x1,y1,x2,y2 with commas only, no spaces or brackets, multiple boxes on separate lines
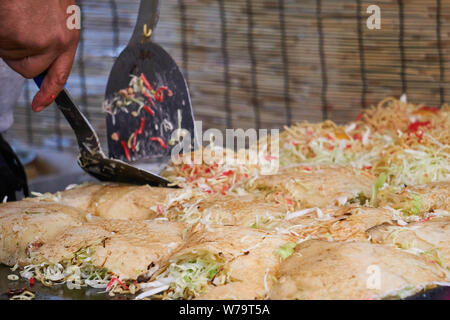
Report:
249,212,284,230
31,191,62,202
9,290,35,300
152,253,230,299
280,134,381,170
382,145,450,187
20,247,112,289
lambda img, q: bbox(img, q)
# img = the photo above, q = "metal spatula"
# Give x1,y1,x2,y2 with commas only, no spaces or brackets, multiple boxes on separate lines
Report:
104,0,196,167
33,75,172,187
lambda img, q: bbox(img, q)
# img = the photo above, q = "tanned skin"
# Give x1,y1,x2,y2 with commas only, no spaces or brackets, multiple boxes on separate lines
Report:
0,0,80,111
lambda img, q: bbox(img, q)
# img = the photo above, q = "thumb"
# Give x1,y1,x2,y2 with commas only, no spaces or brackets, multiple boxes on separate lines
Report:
31,48,76,112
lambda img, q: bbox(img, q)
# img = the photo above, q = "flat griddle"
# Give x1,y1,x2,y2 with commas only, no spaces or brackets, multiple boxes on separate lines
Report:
1,264,448,300
0,265,135,300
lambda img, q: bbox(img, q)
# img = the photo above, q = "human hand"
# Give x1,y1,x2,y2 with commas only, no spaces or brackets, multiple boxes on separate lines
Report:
0,0,80,111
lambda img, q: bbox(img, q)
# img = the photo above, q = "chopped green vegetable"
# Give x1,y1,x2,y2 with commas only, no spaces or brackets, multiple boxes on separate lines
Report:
275,242,297,260
348,192,369,205
420,248,445,268
208,268,218,279
370,172,387,205
398,194,422,216
410,194,421,215
24,210,42,215
382,285,420,300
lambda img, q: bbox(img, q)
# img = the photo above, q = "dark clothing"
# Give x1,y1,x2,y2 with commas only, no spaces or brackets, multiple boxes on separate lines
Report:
0,133,29,202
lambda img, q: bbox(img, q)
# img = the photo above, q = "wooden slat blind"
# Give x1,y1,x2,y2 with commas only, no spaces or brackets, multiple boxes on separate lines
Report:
9,0,449,151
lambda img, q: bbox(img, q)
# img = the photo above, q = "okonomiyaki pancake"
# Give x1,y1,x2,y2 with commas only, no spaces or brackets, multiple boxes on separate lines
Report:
27,219,188,282
284,206,394,241
164,193,289,228
246,166,375,209
377,181,450,216
32,182,106,210
0,200,86,266
368,217,450,269
2,97,448,300
141,223,296,300
269,240,449,300
44,183,179,220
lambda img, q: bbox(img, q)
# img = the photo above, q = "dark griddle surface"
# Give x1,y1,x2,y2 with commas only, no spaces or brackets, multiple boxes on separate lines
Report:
0,264,134,300
1,264,448,300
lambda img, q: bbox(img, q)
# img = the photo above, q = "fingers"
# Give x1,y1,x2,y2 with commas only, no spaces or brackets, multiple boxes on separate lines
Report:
3,51,57,79
0,40,43,60
0,48,38,60
31,45,77,112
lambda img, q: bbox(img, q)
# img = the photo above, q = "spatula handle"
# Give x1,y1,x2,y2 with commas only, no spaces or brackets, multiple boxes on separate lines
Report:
33,72,46,88
33,71,102,156
33,70,67,89
129,0,160,46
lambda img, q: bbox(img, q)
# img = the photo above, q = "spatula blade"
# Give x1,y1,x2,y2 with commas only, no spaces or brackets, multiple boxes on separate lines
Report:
78,154,173,186
105,42,196,165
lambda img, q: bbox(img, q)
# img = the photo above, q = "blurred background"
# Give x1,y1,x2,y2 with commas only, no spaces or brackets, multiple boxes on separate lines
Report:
3,0,449,191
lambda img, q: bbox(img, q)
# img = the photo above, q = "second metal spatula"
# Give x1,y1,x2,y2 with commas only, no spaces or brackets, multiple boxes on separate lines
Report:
104,0,196,166
33,76,172,187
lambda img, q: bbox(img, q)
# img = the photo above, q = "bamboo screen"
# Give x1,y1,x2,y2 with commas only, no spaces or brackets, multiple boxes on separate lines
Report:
9,0,450,151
